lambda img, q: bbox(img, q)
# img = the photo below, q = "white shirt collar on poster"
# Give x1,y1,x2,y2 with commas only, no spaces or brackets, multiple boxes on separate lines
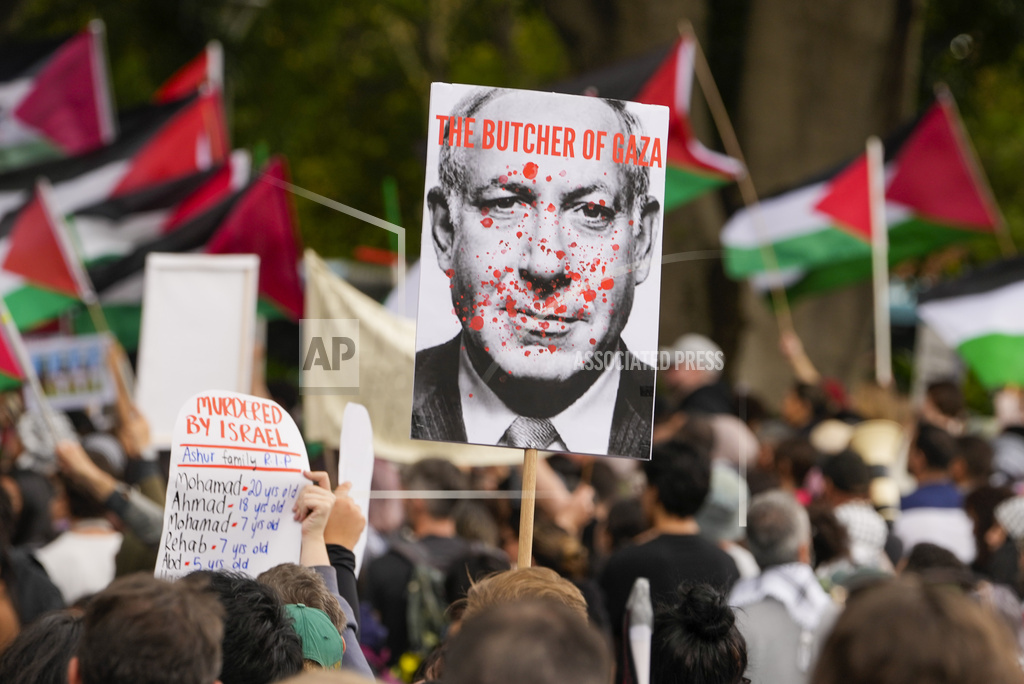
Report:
457,345,620,455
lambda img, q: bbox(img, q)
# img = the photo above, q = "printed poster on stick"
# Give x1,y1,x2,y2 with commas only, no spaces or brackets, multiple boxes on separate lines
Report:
155,389,310,580
410,83,668,460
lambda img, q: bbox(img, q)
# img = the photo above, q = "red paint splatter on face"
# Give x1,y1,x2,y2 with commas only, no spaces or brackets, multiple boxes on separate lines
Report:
569,271,581,281
583,290,597,302
469,316,484,331
599,199,606,206
589,338,596,345
559,170,567,177
601,278,614,290
555,304,567,314
516,231,523,238
546,203,556,212
445,269,454,279
499,175,508,184
548,344,557,353
545,296,558,308
523,162,539,179
612,244,620,251
481,207,490,216
481,218,493,228
493,270,501,278
524,350,531,357
468,393,473,398
540,321,550,330
555,250,566,259
545,175,552,182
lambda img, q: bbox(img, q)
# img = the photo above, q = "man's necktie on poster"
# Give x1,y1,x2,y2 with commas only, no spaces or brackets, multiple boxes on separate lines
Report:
505,416,559,450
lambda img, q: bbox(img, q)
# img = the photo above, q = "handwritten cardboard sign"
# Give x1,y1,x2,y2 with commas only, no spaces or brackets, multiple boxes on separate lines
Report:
155,389,310,580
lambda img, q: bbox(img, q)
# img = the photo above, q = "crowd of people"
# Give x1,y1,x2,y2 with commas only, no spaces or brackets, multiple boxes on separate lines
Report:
2,332,1024,684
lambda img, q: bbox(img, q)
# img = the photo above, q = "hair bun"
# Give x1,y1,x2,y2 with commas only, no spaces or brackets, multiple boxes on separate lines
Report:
674,584,735,640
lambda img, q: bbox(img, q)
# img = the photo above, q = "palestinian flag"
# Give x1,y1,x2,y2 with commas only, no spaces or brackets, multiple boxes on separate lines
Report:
917,257,1024,389
0,320,23,385
154,42,224,103
0,179,93,330
0,21,116,171
550,37,742,210
68,150,251,347
82,156,303,346
722,91,1001,293
0,90,229,232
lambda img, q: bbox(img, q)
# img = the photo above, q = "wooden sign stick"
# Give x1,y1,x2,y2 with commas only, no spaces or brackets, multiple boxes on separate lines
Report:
517,448,540,568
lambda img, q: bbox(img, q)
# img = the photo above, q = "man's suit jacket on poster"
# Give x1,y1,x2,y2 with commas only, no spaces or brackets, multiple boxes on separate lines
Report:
410,335,655,459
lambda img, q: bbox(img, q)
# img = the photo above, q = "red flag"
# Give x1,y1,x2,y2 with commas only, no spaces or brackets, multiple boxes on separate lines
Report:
9,21,116,157
154,42,223,104
2,179,89,299
0,323,23,380
814,154,872,240
113,90,229,196
206,158,303,320
886,94,1000,231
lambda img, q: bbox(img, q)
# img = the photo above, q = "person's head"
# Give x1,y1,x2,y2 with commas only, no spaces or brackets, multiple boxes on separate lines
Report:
909,422,958,478
59,446,117,521
0,610,81,684
772,436,820,492
662,334,723,395
459,566,588,625
603,497,647,553
183,570,303,684
696,463,750,544
443,599,611,684
429,88,660,390
964,485,1014,567
811,576,1022,684
642,439,712,522
899,542,974,588
652,583,748,684
257,564,346,635
821,449,871,504
283,604,345,672
781,382,829,429
401,457,468,530
922,380,965,431
745,490,812,569
952,435,994,488
69,574,223,684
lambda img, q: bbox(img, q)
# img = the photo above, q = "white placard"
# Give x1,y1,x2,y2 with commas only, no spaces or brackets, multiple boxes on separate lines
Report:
410,83,667,460
136,253,259,447
155,389,310,580
338,402,375,576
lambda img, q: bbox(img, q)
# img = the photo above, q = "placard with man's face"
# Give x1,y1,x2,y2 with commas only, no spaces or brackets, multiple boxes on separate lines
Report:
411,84,667,460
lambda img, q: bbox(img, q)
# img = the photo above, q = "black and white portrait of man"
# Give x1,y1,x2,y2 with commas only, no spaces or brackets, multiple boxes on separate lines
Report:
411,84,667,459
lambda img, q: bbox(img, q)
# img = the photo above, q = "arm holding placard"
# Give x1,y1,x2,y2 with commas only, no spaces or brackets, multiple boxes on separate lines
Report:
294,471,373,676
324,481,367,633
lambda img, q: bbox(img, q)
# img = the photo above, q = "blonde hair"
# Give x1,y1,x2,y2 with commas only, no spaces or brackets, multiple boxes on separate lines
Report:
460,567,588,623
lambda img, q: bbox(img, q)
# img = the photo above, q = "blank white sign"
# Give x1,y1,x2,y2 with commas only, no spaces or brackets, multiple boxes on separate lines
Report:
136,253,259,447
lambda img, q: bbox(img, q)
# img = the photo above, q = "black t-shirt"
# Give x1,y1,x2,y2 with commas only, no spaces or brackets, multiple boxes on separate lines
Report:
599,533,740,638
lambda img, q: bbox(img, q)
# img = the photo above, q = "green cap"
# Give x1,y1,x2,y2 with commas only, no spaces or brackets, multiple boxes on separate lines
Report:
285,603,345,670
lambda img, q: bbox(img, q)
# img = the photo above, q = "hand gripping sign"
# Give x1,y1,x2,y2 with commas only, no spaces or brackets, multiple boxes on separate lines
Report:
155,390,310,580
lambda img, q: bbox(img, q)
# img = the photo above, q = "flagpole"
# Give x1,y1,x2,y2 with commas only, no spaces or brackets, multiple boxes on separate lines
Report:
867,136,892,388
934,84,1017,258
0,298,63,442
678,21,796,336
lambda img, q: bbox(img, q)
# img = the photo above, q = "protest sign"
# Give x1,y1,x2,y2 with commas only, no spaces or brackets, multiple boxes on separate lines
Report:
136,253,259,447
338,402,374,575
154,389,310,580
25,333,116,411
410,83,668,461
